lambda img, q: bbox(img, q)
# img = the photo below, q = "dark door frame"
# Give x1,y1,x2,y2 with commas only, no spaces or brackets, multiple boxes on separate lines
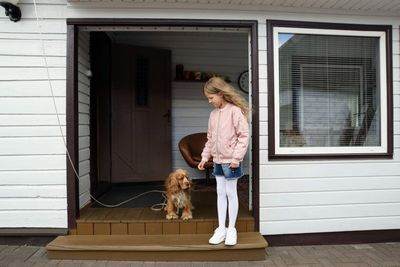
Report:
66,18,260,230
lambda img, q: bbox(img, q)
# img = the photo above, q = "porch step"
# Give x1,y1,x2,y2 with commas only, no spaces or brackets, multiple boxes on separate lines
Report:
73,216,254,235
47,232,268,261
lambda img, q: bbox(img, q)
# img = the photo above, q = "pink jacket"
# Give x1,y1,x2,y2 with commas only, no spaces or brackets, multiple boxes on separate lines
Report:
201,103,249,164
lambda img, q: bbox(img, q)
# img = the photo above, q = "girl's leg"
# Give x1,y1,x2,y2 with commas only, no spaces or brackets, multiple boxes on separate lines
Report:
209,175,227,245
225,179,238,228
215,175,227,228
225,178,238,246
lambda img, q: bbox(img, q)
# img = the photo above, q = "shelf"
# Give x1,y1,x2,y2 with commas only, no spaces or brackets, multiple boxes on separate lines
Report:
173,79,207,83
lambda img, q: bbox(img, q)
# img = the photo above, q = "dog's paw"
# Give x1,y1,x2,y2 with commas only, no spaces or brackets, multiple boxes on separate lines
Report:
166,213,179,220
181,213,193,220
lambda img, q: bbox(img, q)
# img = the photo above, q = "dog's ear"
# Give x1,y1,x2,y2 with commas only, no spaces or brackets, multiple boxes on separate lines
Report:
166,172,179,193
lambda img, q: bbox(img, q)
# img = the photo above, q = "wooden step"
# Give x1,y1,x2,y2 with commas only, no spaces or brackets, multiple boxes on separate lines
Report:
72,216,254,235
47,232,268,261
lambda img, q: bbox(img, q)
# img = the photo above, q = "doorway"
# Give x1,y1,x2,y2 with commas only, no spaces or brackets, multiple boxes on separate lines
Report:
66,19,259,230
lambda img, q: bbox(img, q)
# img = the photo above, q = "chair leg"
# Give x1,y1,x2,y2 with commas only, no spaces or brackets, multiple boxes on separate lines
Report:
206,169,210,185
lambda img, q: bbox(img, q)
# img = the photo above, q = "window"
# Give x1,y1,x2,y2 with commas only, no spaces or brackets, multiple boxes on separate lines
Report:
267,21,393,158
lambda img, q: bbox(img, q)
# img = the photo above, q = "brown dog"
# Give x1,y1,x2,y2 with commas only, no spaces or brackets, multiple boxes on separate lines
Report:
165,169,193,220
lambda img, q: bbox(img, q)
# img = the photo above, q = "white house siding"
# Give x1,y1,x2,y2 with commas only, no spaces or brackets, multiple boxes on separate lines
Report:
0,0,68,228
77,31,91,209
1,0,399,234
67,6,400,235
108,31,249,179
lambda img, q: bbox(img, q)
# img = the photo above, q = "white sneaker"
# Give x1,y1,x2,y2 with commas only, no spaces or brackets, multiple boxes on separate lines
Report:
225,227,237,246
208,227,226,245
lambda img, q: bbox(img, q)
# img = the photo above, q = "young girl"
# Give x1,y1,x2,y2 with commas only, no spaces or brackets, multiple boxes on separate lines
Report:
198,77,249,246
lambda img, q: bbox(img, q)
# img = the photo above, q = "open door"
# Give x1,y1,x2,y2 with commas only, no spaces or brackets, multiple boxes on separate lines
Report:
111,44,172,183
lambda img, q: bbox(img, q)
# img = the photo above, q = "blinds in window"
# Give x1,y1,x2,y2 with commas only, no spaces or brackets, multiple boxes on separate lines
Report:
278,33,380,148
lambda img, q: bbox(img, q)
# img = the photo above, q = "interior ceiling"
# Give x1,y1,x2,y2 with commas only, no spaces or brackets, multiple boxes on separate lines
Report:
67,0,400,17
106,30,247,44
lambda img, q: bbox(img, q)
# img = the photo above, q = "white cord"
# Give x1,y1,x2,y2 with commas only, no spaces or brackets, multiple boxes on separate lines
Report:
91,190,167,209
32,0,166,209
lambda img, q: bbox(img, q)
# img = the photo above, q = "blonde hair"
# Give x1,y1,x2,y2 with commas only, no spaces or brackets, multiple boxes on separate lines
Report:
204,77,250,118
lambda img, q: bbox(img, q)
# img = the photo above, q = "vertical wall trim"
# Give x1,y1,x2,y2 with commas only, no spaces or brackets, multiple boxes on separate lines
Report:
66,24,79,229
266,21,275,160
250,22,260,232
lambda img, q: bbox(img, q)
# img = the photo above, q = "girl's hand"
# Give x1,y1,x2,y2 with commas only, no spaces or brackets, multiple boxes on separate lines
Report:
229,162,239,168
198,160,206,170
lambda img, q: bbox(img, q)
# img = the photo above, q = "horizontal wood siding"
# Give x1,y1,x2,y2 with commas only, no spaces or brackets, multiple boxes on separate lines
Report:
66,0,400,17
2,1,399,235
0,0,67,228
77,31,91,208
112,31,249,179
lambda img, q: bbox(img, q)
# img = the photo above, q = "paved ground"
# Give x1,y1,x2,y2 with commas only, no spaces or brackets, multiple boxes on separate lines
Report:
0,239,399,267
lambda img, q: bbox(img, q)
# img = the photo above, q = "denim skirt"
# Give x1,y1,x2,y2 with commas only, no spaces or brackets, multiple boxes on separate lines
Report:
212,162,243,180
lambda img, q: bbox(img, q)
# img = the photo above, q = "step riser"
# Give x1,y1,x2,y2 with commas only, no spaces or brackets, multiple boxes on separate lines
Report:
72,219,254,235
48,249,266,261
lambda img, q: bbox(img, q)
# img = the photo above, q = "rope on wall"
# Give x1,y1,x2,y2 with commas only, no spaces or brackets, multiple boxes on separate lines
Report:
32,0,166,209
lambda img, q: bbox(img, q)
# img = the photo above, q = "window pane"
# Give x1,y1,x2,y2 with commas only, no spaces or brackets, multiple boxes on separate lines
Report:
279,33,380,148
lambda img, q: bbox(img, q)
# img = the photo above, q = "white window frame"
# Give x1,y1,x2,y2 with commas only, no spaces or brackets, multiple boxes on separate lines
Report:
273,27,388,155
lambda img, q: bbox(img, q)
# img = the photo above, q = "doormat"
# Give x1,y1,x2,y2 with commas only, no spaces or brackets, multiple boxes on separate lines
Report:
91,184,165,208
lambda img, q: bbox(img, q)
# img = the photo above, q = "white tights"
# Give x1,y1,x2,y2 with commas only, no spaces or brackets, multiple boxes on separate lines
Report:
215,175,238,229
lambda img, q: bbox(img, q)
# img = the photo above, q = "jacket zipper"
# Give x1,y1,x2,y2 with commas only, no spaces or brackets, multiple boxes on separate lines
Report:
216,109,221,162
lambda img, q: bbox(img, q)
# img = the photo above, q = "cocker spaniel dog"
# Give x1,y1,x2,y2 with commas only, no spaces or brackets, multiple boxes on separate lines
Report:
165,169,193,220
